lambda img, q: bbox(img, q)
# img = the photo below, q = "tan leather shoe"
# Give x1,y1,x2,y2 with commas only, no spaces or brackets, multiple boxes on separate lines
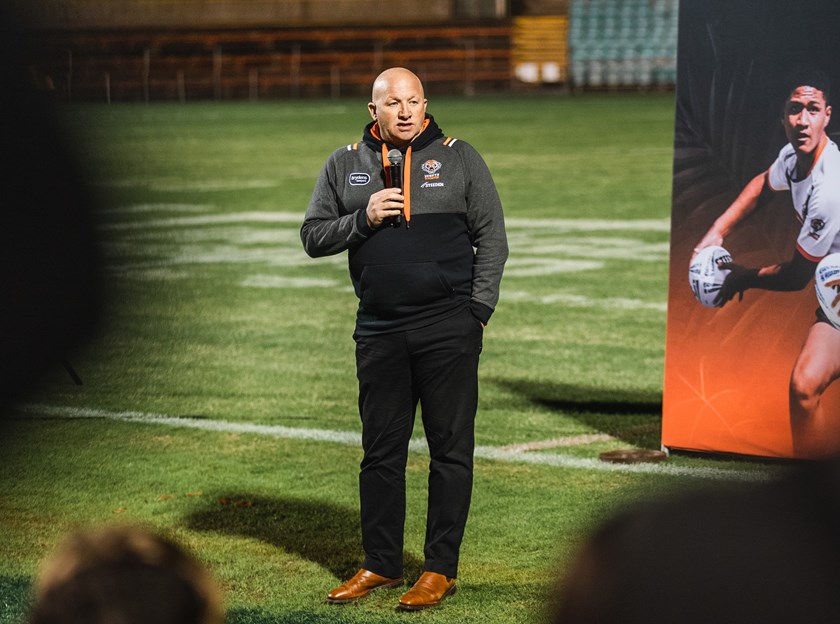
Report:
397,571,457,611
326,568,404,604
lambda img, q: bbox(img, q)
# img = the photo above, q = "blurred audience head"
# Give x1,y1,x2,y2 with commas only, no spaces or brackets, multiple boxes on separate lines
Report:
29,525,223,624
551,459,840,623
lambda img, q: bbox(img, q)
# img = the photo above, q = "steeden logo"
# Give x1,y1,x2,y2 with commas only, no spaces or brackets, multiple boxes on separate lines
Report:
349,173,370,186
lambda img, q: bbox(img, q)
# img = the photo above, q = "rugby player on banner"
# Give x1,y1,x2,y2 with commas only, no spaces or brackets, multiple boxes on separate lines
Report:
693,70,840,458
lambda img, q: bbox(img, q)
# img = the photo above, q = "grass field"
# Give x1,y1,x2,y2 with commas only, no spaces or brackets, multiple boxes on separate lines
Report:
0,93,780,623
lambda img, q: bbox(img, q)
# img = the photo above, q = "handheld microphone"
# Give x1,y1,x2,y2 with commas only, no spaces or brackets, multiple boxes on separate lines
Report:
386,148,403,227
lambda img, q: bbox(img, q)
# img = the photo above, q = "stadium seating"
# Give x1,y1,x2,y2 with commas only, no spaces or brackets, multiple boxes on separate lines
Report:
28,24,513,102
24,1,679,101
567,0,678,89
513,15,569,85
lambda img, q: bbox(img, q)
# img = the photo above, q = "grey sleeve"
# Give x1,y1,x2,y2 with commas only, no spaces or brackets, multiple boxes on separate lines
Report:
300,155,374,258
459,142,508,322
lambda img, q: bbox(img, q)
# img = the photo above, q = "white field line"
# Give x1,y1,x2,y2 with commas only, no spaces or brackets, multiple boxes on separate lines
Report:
241,275,342,289
100,213,670,232
503,290,667,312
101,212,306,230
503,258,605,276
96,180,281,192
504,217,670,231
19,404,768,482
500,433,616,451
96,203,216,215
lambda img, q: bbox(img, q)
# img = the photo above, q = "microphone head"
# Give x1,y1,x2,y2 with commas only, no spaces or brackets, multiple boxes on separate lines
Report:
387,148,403,166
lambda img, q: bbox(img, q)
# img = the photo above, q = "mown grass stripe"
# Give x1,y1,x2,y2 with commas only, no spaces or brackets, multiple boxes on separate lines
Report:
18,404,767,482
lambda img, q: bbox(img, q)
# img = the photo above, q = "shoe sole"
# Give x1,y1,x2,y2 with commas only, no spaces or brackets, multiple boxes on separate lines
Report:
396,584,457,611
326,578,404,605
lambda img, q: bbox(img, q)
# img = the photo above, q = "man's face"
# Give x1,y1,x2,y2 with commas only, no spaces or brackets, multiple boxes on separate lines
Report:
368,72,427,148
783,85,832,157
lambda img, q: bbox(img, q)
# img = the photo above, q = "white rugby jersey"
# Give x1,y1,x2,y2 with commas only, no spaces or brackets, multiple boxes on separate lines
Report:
768,137,840,261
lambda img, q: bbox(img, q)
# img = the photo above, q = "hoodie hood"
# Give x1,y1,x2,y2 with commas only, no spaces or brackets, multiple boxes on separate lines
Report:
362,114,444,228
362,113,444,153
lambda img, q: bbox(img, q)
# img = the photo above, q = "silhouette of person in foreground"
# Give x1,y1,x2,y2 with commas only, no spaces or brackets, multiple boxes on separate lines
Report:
0,7,102,411
552,459,840,623
28,525,223,624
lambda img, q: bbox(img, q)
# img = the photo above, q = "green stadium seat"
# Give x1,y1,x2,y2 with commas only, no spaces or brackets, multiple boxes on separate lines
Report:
568,0,678,88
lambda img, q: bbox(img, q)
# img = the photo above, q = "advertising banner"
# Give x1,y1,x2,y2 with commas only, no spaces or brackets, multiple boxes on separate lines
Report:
662,0,840,459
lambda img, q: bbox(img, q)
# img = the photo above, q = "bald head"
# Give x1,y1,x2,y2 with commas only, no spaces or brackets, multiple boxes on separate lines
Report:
371,67,425,102
368,67,428,148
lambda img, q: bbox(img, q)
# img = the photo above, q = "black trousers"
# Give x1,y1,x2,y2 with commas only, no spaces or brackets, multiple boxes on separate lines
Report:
354,306,483,579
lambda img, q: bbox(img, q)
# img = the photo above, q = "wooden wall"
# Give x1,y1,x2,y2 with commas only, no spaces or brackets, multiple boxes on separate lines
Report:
10,1,455,29
27,23,514,101
9,1,565,100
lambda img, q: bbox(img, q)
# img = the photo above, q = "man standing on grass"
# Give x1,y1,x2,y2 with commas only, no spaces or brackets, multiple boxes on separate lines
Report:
694,69,840,458
300,67,507,610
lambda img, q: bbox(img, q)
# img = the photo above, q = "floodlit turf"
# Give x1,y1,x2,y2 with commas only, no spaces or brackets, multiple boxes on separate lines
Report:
0,93,781,624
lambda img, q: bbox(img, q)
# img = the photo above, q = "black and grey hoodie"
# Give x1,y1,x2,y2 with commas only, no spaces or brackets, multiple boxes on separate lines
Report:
301,114,508,336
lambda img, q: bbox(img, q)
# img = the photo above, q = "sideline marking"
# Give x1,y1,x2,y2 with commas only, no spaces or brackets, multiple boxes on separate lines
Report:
101,213,670,232
18,404,769,481
241,275,341,289
503,290,667,311
505,217,670,231
98,212,671,289
101,211,305,230
500,434,615,452
97,203,216,214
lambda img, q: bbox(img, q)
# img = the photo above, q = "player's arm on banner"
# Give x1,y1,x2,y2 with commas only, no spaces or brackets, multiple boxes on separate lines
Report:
714,250,818,306
693,169,773,259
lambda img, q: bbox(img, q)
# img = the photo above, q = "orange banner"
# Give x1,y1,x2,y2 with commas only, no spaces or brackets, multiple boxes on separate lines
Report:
662,0,840,459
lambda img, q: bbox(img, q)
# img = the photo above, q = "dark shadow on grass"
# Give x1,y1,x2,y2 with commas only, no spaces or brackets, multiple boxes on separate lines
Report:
491,378,663,449
184,494,423,581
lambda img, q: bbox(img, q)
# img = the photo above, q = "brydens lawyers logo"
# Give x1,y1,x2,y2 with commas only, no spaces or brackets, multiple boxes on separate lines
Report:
349,173,370,186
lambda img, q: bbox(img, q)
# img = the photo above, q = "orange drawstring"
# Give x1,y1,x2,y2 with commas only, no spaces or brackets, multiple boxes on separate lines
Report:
380,143,392,186
403,147,411,228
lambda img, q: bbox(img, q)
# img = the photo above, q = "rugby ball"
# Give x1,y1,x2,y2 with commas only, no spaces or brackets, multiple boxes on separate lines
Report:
688,245,733,308
815,253,840,330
